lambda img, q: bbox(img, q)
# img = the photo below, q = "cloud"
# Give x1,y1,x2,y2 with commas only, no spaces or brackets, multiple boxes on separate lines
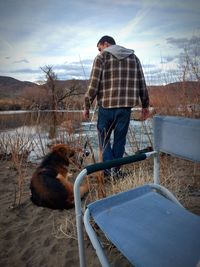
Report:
166,35,200,68
160,56,174,64
9,59,93,80
143,64,157,69
10,68,41,74
13,59,29,64
118,6,153,40
166,35,200,49
144,67,182,85
166,37,189,49
159,0,200,12
144,68,163,76
0,0,199,84
54,61,92,79
0,38,13,54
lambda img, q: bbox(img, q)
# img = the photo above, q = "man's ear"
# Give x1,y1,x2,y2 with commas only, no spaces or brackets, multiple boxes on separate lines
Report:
104,41,110,48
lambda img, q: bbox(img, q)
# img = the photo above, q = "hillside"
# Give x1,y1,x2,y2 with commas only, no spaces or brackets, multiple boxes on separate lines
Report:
0,76,199,112
0,76,87,98
148,81,200,108
0,76,38,98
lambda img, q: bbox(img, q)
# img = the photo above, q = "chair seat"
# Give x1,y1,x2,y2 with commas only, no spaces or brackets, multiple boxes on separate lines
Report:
88,185,200,267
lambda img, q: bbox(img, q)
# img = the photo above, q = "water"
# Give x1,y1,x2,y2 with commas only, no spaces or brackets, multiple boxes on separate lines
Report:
0,110,153,162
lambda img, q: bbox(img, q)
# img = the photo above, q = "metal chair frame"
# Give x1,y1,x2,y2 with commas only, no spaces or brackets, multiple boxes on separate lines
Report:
74,115,200,267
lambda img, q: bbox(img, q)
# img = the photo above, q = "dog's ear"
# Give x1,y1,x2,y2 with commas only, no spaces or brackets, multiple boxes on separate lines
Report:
57,146,75,158
66,148,75,158
51,144,76,158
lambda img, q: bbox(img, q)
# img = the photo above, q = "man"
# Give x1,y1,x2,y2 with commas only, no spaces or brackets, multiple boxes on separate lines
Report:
83,35,149,175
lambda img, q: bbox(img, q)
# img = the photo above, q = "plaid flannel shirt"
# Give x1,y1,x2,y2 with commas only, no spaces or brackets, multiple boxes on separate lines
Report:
84,51,149,109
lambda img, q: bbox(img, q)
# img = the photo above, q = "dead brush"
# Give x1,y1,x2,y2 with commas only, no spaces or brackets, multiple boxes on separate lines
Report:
159,155,200,209
0,130,33,207
0,133,12,160
54,114,200,247
52,210,78,240
107,155,200,210
80,155,200,264
151,81,200,118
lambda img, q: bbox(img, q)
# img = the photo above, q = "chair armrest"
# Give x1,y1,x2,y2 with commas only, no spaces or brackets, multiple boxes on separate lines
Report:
85,151,156,174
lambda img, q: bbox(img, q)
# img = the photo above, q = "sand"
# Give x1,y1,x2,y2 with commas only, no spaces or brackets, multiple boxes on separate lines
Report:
0,158,199,267
0,160,132,267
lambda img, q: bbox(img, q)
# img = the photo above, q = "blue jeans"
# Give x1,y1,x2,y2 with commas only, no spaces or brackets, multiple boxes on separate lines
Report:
97,107,131,164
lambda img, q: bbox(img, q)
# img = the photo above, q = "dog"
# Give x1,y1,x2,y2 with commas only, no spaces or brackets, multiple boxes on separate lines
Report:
30,144,89,210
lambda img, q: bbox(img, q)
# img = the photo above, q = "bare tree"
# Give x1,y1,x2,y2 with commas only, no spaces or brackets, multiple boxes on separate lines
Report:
41,65,84,110
40,65,85,138
179,35,200,82
41,65,58,110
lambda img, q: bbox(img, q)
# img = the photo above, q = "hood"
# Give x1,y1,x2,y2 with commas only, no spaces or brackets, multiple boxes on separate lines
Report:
103,45,134,60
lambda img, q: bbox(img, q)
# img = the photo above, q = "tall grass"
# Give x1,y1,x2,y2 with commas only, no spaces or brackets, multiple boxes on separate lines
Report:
0,110,93,207
0,102,199,209
0,129,33,206
149,81,200,118
0,78,199,213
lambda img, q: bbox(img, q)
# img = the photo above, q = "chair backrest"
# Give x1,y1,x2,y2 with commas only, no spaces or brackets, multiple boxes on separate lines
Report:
153,116,200,162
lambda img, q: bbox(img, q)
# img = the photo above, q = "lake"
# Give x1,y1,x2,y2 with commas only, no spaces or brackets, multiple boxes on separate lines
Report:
0,110,153,162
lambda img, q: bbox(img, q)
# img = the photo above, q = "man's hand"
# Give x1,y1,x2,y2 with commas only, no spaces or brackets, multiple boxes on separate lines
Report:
83,108,89,120
141,108,149,121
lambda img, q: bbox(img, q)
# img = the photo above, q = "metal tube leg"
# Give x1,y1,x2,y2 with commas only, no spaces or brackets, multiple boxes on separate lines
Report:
84,209,110,267
74,169,88,267
154,152,160,184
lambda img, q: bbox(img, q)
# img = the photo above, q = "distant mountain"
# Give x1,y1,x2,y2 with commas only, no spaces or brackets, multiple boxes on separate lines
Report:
0,76,87,98
0,75,199,110
52,79,87,94
0,76,38,98
148,81,200,107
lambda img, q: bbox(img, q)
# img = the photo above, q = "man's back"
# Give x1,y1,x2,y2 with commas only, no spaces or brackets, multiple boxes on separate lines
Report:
86,45,149,109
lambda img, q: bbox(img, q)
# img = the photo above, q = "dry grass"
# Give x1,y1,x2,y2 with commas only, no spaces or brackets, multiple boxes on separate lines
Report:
0,107,199,267
52,154,199,267
84,155,200,210
0,98,199,243
0,130,33,206
79,156,200,266
0,108,199,209
149,82,200,118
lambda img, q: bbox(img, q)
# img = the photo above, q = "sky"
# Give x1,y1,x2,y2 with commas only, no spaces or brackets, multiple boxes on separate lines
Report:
0,0,200,85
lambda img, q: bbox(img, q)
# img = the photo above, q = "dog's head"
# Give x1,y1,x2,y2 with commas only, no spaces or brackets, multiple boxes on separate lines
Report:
50,143,89,169
51,144,75,159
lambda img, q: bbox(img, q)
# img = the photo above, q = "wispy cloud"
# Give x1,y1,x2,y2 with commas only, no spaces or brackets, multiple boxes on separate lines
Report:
166,37,189,49
13,59,29,64
0,38,13,55
0,0,199,83
10,68,41,74
160,56,175,64
117,5,155,40
8,59,93,80
166,35,200,49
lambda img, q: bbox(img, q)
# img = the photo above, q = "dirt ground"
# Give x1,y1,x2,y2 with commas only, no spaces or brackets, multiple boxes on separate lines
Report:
0,158,199,267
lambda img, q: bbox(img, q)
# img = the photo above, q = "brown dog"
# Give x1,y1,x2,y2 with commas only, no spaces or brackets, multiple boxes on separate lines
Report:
30,144,88,210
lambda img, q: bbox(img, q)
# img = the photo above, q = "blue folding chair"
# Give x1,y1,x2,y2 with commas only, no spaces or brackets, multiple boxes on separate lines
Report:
74,115,200,267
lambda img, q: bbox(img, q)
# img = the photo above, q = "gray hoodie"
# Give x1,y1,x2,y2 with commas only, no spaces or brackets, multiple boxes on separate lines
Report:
103,45,134,60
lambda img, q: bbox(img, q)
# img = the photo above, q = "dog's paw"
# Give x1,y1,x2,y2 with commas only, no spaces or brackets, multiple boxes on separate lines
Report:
67,172,73,178
56,173,65,181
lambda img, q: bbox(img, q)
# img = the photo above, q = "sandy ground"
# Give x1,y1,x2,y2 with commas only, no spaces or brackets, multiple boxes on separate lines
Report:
0,158,199,267
0,160,132,267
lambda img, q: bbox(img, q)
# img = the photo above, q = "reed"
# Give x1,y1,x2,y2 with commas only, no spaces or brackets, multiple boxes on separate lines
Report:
0,129,33,207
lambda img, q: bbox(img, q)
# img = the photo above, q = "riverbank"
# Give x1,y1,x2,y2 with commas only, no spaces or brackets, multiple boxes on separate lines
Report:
0,157,199,267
